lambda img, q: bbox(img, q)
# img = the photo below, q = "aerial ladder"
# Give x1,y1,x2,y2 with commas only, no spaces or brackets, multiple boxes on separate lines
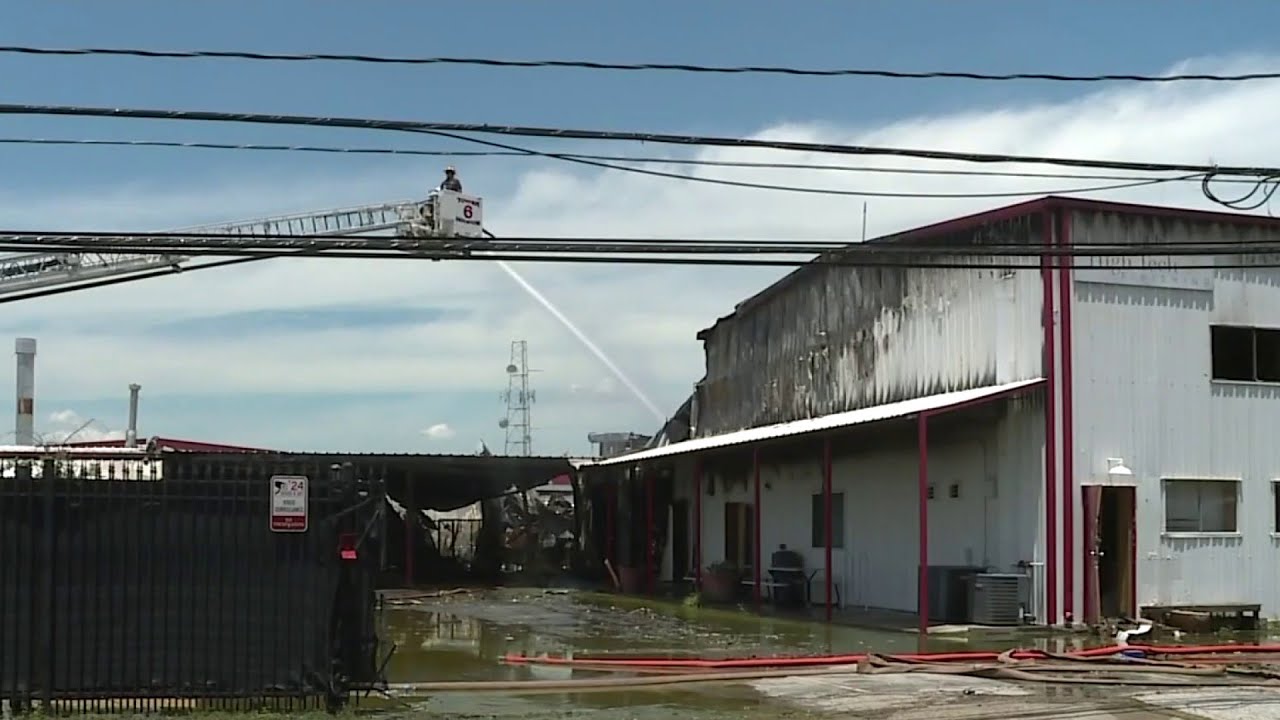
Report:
0,186,484,296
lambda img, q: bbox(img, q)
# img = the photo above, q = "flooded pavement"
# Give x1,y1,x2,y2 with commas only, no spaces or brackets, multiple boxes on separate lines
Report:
373,588,1280,719
374,588,1028,718
377,587,937,718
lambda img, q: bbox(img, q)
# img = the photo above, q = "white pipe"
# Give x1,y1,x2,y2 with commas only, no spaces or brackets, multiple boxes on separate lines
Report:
126,383,141,448
14,338,35,446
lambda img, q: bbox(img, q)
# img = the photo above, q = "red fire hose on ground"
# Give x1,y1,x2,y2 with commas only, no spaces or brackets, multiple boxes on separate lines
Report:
501,643,1280,671
378,646,1280,696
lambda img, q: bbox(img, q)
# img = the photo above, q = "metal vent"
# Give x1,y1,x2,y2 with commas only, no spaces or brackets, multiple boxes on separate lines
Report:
970,573,1027,626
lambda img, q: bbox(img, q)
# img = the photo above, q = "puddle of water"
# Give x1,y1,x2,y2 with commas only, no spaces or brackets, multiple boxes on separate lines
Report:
378,588,965,718
374,588,1274,718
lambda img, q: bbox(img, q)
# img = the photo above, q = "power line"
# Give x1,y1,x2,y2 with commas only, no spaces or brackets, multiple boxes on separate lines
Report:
3,233,1280,306
408,124,1187,198
0,246,1270,272
2,103,1274,180
0,133,1195,203
5,230,1280,257
2,45,1277,84
3,136,1251,185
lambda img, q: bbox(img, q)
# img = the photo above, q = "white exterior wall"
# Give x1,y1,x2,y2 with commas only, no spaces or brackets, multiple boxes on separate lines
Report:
1069,210,1280,617
682,401,1045,616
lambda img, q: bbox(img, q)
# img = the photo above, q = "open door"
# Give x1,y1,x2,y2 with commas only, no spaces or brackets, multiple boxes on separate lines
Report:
724,501,755,570
1083,485,1137,624
672,499,690,581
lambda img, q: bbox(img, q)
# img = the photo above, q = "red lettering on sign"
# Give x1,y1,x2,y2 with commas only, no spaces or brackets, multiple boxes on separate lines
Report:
462,204,474,220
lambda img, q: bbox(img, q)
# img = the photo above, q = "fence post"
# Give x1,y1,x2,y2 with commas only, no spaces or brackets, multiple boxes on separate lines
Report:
39,457,55,709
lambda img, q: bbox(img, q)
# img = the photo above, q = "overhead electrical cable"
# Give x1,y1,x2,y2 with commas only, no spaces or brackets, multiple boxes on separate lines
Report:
1,137,1249,185
4,230,1280,257
2,230,1280,306
0,102,1270,209
0,103,1272,181
396,124,1189,198
2,45,1277,84
0,247,1267,271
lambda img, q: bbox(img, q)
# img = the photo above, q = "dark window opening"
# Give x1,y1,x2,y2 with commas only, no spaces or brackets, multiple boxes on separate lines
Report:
1273,482,1280,532
1212,325,1255,381
810,492,845,548
1164,478,1238,533
1257,331,1280,381
1211,325,1280,382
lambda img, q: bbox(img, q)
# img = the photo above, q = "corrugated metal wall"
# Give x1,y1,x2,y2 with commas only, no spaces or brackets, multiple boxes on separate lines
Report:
674,398,1045,615
1070,209,1280,616
695,216,1045,436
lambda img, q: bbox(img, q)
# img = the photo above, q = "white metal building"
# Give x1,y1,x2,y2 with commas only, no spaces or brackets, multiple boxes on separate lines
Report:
587,196,1280,628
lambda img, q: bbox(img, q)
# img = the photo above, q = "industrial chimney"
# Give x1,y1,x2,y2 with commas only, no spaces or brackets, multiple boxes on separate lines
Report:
14,337,35,446
126,383,141,448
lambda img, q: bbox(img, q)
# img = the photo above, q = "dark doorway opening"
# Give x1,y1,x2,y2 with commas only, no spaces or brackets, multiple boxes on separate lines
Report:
672,499,690,582
1084,485,1137,622
724,501,755,571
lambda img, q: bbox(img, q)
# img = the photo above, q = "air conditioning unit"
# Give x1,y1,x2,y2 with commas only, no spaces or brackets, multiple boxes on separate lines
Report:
920,565,985,623
970,573,1028,626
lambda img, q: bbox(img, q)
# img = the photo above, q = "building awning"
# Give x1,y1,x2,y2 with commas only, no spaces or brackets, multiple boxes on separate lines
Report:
584,377,1045,467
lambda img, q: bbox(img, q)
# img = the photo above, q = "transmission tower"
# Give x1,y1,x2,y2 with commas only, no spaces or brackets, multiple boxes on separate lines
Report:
498,340,535,456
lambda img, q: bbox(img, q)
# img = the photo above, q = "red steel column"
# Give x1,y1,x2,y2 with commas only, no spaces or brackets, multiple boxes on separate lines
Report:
645,472,655,594
823,436,833,621
605,482,616,569
753,447,762,606
693,458,703,590
1058,209,1076,625
917,413,930,645
1041,210,1059,626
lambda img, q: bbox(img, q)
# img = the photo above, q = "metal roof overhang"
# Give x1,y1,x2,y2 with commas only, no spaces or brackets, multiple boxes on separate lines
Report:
311,453,578,511
167,452,577,512
584,377,1045,468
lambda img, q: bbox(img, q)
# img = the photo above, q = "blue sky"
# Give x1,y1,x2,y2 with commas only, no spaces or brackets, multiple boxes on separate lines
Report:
1,2,1279,454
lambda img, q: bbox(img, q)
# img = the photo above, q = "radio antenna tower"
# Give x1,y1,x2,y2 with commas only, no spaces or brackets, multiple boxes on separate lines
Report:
498,340,535,456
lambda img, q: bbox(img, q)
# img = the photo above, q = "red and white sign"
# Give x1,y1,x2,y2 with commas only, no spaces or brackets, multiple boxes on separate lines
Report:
270,474,309,532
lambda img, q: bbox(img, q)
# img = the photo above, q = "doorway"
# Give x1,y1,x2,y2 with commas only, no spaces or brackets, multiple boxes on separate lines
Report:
1083,485,1137,623
724,502,755,570
672,499,690,581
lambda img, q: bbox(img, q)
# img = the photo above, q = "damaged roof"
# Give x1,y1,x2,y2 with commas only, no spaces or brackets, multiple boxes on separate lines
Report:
169,451,577,512
698,194,1280,339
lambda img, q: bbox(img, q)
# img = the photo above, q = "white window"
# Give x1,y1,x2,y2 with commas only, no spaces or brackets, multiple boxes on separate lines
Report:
1163,478,1239,533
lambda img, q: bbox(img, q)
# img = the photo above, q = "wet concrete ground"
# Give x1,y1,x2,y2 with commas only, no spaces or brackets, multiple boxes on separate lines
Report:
377,588,1280,719
379,587,905,718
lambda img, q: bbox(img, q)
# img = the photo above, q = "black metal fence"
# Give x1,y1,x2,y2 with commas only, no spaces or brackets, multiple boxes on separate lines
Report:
0,451,386,712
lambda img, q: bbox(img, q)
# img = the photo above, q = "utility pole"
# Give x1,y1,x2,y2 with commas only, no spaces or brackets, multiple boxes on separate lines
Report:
499,340,535,456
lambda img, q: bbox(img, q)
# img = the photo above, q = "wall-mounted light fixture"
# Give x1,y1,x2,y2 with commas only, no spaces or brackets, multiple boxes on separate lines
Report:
1106,457,1133,478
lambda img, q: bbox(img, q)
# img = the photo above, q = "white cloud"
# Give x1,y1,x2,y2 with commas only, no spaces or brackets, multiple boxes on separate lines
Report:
421,423,457,440
2,54,1278,452
40,409,125,444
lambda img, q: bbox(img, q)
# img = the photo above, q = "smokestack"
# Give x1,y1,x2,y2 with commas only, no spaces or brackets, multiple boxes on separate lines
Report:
126,383,141,448
14,338,35,446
